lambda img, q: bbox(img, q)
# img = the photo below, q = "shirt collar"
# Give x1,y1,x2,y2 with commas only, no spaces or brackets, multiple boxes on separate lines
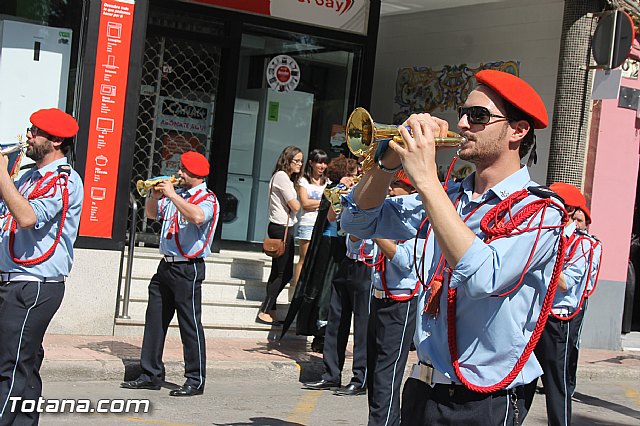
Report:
180,182,208,198
564,221,577,237
32,157,69,179
460,165,532,203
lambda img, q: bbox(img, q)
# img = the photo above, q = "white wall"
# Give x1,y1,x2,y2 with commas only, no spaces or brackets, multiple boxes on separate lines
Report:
48,249,121,335
371,0,564,184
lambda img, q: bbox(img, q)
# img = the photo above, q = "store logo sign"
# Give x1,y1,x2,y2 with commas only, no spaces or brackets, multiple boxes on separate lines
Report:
161,99,208,120
266,55,301,92
297,0,354,16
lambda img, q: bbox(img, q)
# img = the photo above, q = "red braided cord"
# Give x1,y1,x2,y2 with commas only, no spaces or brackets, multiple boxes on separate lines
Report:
585,240,602,298
378,250,420,302
551,235,595,321
447,194,568,393
9,172,70,266
360,241,383,267
175,191,218,259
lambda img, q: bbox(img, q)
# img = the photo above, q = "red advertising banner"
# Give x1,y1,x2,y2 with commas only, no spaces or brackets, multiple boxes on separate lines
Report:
184,0,270,14
181,0,368,34
79,0,135,238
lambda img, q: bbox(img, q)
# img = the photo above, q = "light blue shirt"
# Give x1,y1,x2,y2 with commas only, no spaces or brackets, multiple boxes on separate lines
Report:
559,230,602,309
346,236,374,261
371,238,423,293
587,237,602,293
340,166,564,388
323,220,338,237
0,158,84,278
555,225,587,310
157,182,218,258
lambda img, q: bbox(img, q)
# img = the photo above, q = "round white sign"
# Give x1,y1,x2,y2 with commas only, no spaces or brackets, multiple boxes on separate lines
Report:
266,55,300,92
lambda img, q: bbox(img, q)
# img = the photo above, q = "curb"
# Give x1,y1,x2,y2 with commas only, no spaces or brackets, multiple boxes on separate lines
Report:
42,359,325,383
41,358,640,384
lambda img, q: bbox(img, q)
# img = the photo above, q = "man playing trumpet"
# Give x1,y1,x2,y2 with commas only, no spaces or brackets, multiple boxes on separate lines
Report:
122,151,218,397
0,108,83,425
340,70,567,425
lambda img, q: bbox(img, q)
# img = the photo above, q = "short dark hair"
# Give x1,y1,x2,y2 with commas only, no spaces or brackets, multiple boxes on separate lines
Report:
502,100,535,159
59,138,72,155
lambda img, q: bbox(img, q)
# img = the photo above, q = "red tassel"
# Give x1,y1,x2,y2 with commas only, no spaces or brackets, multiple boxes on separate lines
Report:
424,276,443,316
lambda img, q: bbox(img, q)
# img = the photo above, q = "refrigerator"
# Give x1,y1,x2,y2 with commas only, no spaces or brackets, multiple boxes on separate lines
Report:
221,99,259,241
242,88,314,242
0,20,73,173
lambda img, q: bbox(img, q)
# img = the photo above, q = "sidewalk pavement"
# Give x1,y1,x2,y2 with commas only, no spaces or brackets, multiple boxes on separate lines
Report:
41,334,640,383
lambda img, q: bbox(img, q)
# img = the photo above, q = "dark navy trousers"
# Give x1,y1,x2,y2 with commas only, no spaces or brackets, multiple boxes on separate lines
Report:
367,295,417,426
321,258,371,388
139,259,206,389
0,280,64,426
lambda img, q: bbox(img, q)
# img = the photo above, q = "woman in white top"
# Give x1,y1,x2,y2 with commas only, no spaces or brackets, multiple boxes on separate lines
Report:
293,149,329,293
257,146,303,325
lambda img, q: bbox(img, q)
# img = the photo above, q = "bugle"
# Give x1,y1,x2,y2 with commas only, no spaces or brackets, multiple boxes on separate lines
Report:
1,141,28,179
346,107,465,172
136,175,179,197
1,142,27,156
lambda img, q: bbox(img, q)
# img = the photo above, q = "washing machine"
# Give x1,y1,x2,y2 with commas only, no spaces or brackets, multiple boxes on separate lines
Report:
221,174,253,241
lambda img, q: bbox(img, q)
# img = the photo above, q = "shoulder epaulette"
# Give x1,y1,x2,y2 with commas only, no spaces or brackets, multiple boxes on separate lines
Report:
527,185,562,203
57,164,72,175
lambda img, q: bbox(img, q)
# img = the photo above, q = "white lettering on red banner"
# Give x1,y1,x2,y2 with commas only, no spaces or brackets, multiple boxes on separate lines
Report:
79,0,135,238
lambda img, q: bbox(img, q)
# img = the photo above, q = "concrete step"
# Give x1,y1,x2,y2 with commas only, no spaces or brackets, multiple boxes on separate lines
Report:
125,276,290,304
125,298,291,327
113,318,305,340
116,247,301,339
123,253,272,282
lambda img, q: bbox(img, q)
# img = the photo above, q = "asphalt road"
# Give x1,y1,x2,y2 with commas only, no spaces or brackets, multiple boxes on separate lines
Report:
23,376,640,425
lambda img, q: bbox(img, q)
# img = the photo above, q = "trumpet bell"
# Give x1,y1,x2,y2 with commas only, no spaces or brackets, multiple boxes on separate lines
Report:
346,108,376,157
136,176,178,197
346,107,465,172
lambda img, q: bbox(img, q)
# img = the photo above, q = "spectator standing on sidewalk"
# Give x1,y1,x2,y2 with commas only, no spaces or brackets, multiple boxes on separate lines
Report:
256,146,303,325
293,155,357,352
121,151,218,397
292,149,329,298
0,108,84,425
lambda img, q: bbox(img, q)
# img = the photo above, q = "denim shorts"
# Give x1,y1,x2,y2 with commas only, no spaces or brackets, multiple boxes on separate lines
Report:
296,224,314,241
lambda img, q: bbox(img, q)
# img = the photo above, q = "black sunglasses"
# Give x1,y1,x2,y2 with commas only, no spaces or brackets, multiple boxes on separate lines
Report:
26,126,49,138
458,106,513,125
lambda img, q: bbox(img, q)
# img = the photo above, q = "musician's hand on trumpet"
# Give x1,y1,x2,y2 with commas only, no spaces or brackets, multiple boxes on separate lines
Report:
0,150,9,179
154,178,178,200
393,113,451,190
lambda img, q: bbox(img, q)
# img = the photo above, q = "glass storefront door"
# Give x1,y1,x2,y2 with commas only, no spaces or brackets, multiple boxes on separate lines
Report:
222,27,360,242
132,12,224,240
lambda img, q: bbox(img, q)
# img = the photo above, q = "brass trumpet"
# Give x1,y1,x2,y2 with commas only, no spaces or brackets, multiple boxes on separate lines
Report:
136,176,179,197
1,140,28,179
346,108,465,172
323,176,360,214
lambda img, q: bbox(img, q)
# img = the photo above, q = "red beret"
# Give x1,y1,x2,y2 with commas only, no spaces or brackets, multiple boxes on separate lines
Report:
579,204,592,224
393,170,413,188
549,182,586,208
181,151,209,177
30,108,79,138
475,70,548,129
